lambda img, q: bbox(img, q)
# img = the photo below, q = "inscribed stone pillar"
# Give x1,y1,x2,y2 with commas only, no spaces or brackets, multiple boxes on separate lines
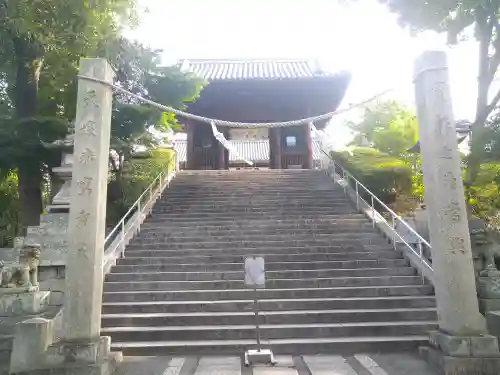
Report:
62,58,114,341
414,50,485,335
414,50,500,375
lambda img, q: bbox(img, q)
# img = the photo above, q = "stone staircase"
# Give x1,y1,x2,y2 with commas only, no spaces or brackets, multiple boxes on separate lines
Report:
101,169,437,355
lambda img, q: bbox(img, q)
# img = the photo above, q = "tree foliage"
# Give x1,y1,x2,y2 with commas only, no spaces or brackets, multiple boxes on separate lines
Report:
359,0,500,188
106,39,203,172
0,0,138,232
348,100,418,157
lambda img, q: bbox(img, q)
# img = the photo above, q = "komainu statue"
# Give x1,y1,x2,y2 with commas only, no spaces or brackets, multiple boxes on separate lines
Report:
0,244,41,290
468,215,499,272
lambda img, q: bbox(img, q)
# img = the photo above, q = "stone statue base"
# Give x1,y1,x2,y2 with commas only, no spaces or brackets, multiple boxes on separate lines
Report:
477,269,500,314
420,331,500,375
10,336,122,375
0,289,50,315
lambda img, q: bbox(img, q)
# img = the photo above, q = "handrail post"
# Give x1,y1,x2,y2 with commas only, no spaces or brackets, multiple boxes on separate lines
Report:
392,216,397,250
371,195,375,228
159,172,162,198
355,180,359,210
149,184,153,214
120,220,125,257
418,238,424,284
342,170,347,195
137,201,141,234
332,162,336,184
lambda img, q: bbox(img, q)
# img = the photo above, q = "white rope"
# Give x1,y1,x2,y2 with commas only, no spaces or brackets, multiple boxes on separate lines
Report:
210,122,254,166
78,74,394,128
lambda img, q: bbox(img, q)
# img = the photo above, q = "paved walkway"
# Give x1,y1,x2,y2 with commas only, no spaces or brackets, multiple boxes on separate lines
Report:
116,353,438,375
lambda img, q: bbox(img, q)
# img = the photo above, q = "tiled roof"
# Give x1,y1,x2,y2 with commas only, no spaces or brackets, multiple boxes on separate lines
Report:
174,139,322,163
179,59,334,81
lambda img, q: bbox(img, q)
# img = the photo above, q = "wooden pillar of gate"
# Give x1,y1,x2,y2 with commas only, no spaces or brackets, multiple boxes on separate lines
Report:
186,120,196,170
303,122,313,169
270,127,282,169
218,127,226,170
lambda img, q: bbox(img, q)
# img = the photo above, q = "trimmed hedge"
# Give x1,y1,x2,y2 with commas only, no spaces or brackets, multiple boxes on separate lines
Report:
469,162,500,226
106,148,175,225
331,147,413,205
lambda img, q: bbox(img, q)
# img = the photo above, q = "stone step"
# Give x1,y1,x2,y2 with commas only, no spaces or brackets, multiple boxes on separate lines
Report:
145,213,366,223
140,216,370,229
137,227,377,239
102,285,433,303
160,190,346,197
101,296,437,314
146,214,360,223
148,208,358,216
101,308,437,327
163,188,342,194
134,230,381,242
156,195,350,203
126,238,388,250
101,321,437,342
101,169,435,356
118,251,403,265
103,276,425,292
130,233,386,246
109,335,429,356
153,201,353,210
111,259,409,273
139,221,374,233
120,245,394,259
105,267,417,282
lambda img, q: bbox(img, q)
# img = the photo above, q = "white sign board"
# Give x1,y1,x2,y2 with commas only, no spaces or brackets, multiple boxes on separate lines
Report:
244,256,265,288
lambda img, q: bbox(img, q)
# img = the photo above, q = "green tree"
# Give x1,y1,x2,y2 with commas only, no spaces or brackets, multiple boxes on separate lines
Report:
0,0,136,232
357,0,500,189
348,100,419,157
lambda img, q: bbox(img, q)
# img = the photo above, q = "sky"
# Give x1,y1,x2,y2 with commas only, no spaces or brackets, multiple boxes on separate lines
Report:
126,0,480,144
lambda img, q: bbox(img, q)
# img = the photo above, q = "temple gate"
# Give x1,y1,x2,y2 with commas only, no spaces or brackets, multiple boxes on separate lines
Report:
179,59,351,169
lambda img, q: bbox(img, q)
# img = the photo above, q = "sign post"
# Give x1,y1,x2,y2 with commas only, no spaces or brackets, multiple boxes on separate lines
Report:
243,256,276,367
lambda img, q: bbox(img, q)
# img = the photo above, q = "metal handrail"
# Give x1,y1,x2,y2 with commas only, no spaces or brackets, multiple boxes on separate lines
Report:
103,153,178,274
328,159,434,283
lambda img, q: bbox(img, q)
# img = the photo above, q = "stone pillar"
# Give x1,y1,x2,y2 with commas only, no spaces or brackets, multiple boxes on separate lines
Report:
304,123,313,169
43,58,121,374
414,51,500,374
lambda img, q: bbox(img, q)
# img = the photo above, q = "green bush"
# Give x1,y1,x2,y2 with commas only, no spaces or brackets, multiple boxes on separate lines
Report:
469,162,500,226
106,148,175,226
0,172,19,247
331,147,413,205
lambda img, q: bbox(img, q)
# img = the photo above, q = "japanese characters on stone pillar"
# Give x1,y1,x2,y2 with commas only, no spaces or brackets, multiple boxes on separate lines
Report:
414,51,485,336
62,58,113,341
414,51,500,374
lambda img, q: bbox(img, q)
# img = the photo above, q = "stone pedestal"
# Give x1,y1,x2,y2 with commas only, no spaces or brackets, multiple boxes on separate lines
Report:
0,289,50,316
414,50,500,373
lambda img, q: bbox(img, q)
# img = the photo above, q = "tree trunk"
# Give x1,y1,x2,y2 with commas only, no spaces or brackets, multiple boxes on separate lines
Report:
465,12,494,196
12,37,44,234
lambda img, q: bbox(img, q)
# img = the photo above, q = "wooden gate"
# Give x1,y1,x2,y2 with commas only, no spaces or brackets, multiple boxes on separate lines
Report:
282,153,305,169
193,146,219,170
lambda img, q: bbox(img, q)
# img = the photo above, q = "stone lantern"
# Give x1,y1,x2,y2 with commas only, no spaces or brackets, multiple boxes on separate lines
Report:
21,133,75,304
